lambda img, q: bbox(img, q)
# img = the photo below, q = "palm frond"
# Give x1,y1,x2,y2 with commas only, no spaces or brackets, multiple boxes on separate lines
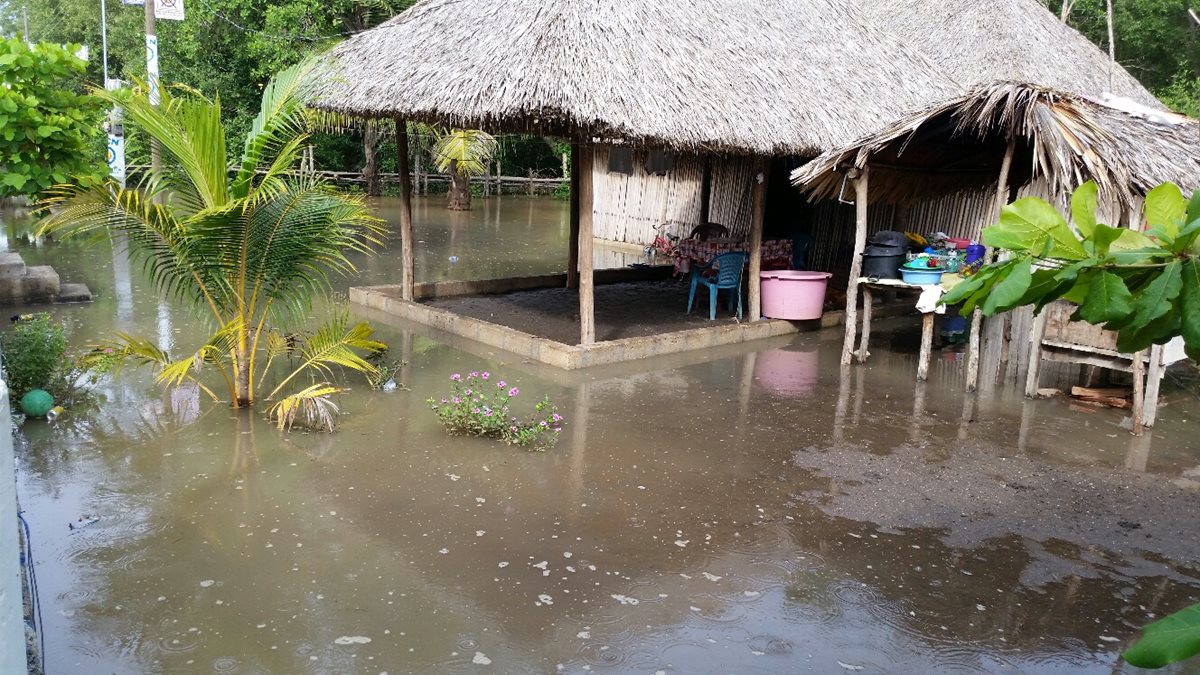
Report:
232,59,315,198
96,82,230,209
265,312,384,401
267,383,343,432
432,129,498,176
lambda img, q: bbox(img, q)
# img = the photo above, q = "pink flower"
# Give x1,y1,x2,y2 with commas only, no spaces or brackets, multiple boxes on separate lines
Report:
452,397,462,404
450,373,461,381
497,380,506,388
552,413,563,422
508,387,519,397
481,372,490,380
469,371,479,378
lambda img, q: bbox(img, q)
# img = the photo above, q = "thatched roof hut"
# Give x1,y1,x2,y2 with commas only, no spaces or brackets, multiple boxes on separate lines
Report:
305,0,959,156
791,81,1200,215
857,0,1163,109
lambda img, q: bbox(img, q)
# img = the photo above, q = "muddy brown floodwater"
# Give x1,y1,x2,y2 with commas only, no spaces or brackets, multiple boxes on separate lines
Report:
5,196,1200,674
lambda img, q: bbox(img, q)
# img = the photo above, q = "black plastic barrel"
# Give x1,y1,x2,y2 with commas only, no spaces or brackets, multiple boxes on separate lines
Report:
862,253,905,279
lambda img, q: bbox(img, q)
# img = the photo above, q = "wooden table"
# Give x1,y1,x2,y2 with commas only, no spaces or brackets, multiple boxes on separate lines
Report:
852,278,939,381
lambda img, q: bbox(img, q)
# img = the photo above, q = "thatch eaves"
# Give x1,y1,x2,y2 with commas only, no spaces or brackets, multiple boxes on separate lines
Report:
858,0,1162,110
791,81,1200,214
305,0,960,156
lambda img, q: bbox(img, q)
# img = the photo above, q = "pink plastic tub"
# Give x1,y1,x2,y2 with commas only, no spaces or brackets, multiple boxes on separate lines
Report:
760,271,832,320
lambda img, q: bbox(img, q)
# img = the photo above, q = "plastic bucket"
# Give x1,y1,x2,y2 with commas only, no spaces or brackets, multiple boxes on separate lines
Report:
760,271,832,320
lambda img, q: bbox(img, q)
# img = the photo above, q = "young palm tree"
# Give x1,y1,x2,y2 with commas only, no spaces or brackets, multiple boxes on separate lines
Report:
38,62,388,430
431,128,498,211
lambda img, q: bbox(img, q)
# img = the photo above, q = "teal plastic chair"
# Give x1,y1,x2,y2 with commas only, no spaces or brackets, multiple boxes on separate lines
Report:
687,251,748,320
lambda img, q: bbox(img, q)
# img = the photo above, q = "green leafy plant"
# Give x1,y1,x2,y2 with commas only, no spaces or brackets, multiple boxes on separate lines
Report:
427,371,562,450
0,38,106,198
2,313,66,398
943,181,1200,357
38,60,387,430
1124,601,1200,669
431,129,498,211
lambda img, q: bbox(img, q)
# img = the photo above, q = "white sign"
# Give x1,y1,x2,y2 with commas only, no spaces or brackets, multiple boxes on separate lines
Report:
107,135,126,187
155,0,185,21
105,78,123,92
146,35,159,106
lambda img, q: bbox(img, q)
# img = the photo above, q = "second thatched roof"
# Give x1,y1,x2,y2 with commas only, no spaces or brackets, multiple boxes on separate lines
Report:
791,81,1200,214
304,0,959,156
857,0,1163,110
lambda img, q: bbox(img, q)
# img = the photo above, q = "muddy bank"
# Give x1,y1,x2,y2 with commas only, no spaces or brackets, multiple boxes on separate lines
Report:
792,439,1200,584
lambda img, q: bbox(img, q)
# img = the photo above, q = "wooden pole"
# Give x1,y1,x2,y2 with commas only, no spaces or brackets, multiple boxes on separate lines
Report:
1143,344,1165,428
1024,308,1049,398
567,146,581,289
967,137,1015,391
917,313,934,382
699,157,713,226
857,286,873,362
840,166,870,366
578,143,596,346
747,158,771,321
394,118,415,301
1131,349,1147,436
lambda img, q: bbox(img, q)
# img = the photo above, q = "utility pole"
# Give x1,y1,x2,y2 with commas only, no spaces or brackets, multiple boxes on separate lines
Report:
22,7,29,44
100,0,109,85
1105,0,1116,90
145,0,161,186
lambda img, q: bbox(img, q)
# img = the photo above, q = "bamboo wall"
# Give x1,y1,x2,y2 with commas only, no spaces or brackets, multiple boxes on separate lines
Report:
590,147,756,245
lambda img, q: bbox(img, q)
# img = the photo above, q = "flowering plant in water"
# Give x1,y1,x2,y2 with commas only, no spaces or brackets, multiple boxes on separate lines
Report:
427,371,563,450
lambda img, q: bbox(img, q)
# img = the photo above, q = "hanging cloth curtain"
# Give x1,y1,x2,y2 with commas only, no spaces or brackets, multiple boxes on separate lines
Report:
645,149,675,175
607,147,634,175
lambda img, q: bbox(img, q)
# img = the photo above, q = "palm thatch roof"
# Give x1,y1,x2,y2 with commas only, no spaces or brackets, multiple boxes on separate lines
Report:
791,82,1200,214
857,0,1163,109
304,0,960,156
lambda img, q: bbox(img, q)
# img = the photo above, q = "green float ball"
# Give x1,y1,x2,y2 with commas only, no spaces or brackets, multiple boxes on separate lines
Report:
20,389,54,418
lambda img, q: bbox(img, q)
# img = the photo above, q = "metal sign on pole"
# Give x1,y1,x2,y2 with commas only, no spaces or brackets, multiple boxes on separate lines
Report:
155,0,185,21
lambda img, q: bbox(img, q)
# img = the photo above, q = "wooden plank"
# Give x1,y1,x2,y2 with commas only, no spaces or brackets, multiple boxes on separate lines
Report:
917,312,934,381
747,158,770,321
966,137,1016,391
394,118,415,301
578,143,596,346
841,167,870,366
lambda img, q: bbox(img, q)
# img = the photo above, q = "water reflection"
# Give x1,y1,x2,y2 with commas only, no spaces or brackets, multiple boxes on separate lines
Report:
3,198,1199,673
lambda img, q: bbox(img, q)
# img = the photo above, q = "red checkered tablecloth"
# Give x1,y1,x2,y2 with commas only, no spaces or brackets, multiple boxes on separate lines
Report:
673,239,793,275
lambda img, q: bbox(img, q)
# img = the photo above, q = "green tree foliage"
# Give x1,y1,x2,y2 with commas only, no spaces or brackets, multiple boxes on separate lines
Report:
431,129,498,210
0,38,105,198
943,181,1200,358
1,313,66,398
1044,0,1200,114
37,61,388,430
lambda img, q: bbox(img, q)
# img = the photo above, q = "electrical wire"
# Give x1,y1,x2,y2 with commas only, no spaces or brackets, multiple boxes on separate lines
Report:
17,511,44,671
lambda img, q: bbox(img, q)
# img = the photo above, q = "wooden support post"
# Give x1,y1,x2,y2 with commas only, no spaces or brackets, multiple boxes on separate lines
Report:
967,137,1016,391
747,158,771,322
699,157,712,227
857,286,873,362
394,117,415,301
1024,309,1049,398
1131,349,1147,435
578,143,596,346
840,167,870,366
1143,344,1165,427
567,146,581,289
917,312,934,381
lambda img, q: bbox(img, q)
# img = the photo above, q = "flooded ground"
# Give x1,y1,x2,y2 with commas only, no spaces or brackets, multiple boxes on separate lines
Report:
5,196,1200,674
